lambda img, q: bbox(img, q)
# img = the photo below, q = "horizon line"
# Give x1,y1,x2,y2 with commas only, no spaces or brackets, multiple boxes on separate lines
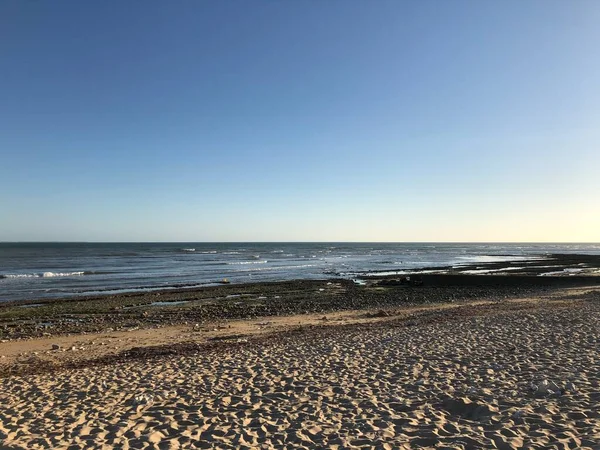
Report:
1,241,599,245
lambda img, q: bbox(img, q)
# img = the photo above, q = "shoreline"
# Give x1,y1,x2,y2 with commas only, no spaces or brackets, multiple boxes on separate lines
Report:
2,252,600,305
1,265,600,377
355,252,600,277
1,253,599,347
2,251,599,304
3,273,600,340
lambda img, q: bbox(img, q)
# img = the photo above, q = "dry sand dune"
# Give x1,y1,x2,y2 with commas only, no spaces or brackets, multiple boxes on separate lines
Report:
1,294,599,449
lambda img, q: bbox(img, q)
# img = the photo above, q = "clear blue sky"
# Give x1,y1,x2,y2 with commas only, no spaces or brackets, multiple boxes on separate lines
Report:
1,1,599,242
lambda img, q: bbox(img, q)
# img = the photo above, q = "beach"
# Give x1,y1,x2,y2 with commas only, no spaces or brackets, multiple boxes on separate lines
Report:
4,0,600,447
1,260,600,449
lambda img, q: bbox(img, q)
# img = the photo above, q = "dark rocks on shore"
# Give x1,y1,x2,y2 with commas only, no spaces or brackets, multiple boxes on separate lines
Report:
0,280,568,340
377,276,420,287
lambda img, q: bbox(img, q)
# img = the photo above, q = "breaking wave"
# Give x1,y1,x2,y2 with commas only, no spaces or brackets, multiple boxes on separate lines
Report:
227,260,269,265
1,271,91,279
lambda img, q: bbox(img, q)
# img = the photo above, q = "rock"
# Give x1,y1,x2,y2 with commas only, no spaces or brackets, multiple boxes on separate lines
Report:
52,344,61,351
532,379,562,396
512,410,524,419
441,397,499,420
134,393,154,406
537,379,551,394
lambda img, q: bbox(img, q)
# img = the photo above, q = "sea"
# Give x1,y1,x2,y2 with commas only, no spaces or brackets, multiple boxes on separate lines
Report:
1,242,599,302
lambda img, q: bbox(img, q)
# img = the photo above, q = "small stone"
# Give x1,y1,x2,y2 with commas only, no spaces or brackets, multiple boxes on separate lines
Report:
134,393,154,406
52,344,61,351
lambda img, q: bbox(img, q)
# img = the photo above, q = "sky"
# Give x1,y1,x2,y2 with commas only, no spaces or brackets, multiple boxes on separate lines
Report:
1,1,599,242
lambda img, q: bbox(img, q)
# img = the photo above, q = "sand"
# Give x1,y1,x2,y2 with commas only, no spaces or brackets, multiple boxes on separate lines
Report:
1,290,599,449
0,301,496,374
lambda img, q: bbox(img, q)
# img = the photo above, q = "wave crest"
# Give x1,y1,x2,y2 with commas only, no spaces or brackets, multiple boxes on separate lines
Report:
227,260,268,265
1,271,89,279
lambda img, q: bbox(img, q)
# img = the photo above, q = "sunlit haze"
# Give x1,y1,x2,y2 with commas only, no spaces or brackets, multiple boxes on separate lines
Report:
1,1,599,242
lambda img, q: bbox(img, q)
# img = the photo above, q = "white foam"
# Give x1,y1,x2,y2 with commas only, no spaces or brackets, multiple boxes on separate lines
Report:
454,255,546,265
362,269,445,277
2,273,39,278
2,271,86,279
460,267,526,275
227,260,268,265
42,271,85,278
268,264,315,270
540,268,585,276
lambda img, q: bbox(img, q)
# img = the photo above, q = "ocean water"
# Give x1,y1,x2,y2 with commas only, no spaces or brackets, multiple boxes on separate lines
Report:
1,242,599,302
